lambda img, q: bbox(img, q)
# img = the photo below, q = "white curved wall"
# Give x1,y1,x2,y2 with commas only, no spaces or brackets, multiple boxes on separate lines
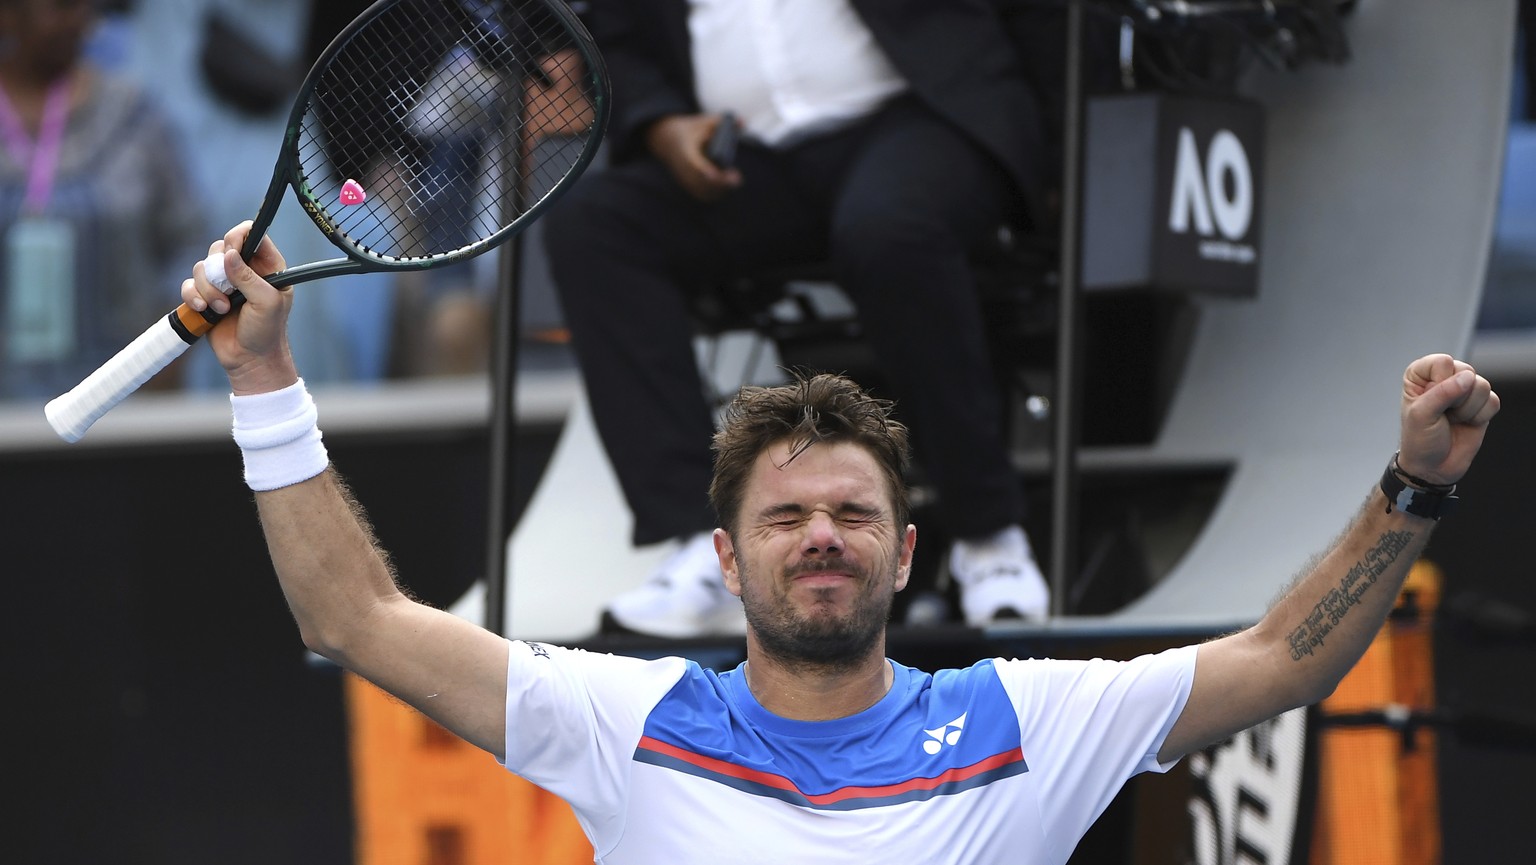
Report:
1093,0,1516,632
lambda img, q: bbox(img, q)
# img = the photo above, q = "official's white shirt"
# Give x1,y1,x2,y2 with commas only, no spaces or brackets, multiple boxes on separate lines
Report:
500,640,1198,864
685,0,908,146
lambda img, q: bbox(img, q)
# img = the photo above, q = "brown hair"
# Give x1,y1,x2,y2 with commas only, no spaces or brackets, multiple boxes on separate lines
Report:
709,372,912,534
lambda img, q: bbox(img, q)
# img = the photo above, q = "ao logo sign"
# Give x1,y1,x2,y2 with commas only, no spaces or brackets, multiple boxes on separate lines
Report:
1168,127,1256,264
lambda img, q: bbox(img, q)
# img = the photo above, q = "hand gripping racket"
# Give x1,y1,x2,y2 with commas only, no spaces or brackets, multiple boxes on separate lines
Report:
45,0,607,442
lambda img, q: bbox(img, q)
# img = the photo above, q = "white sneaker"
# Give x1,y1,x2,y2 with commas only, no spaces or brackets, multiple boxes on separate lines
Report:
601,532,746,638
948,525,1050,626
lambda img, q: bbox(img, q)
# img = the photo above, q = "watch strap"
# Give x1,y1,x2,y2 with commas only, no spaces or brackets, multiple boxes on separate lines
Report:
1381,457,1458,519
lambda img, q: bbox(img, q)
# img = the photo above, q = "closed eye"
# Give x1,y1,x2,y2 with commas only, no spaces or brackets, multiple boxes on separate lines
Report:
757,503,886,528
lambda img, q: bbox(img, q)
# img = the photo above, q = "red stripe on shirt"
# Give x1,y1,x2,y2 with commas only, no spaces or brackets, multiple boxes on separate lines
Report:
635,736,1025,804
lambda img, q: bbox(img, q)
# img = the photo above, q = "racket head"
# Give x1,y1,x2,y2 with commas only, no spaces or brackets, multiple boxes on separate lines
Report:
262,0,608,279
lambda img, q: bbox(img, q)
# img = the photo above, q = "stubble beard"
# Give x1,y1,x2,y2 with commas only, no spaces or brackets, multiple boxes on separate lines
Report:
740,554,895,675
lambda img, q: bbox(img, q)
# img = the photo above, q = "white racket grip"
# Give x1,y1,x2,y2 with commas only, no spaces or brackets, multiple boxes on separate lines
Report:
45,315,192,442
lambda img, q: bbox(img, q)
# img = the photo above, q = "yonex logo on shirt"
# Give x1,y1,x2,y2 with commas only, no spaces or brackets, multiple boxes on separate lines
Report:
922,713,967,754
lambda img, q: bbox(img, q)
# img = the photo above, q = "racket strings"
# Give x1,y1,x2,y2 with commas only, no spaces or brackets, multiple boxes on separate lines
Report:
296,0,599,262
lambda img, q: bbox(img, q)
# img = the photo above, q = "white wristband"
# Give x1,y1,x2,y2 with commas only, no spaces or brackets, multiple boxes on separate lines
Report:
231,379,329,491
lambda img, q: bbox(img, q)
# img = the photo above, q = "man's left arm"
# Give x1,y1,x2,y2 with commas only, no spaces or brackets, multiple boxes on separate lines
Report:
1158,354,1499,763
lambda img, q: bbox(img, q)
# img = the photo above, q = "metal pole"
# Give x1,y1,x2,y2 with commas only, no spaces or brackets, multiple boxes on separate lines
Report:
1050,0,1087,617
484,68,532,637
483,232,521,637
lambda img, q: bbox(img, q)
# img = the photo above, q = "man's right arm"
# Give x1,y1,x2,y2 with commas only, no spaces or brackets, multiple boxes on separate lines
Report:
185,227,511,759
257,470,511,757
644,113,742,200
585,0,694,158
580,0,741,199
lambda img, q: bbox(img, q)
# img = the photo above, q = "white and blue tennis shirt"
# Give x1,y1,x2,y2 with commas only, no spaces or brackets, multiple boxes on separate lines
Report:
502,640,1197,864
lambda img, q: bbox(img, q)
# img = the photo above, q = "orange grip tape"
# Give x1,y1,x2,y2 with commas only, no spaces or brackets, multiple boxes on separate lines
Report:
173,302,215,338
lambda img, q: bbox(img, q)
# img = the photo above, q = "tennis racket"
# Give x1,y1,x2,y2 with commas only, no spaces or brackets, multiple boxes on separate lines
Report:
45,0,607,442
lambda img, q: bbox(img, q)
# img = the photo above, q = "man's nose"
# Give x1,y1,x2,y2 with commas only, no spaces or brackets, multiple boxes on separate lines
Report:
802,511,843,555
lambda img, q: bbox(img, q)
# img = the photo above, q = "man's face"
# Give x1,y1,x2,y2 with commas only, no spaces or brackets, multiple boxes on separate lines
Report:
717,440,915,667
3,0,95,81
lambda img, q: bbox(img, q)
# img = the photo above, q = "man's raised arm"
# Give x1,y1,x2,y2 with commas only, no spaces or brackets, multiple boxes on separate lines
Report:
1159,354,1499,763
184,225,511,759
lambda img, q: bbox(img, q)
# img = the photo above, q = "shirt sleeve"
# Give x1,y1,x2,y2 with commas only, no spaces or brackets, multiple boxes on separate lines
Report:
500,640,690,844
994,644,1198,857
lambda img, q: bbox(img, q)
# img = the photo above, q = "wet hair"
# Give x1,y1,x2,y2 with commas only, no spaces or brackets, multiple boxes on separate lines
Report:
709,371,912,534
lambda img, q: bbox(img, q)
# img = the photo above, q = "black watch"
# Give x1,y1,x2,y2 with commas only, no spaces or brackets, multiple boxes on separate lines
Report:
1380,459,1459,520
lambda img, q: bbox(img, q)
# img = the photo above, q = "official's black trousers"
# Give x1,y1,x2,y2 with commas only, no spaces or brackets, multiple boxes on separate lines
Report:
544,97,1028,546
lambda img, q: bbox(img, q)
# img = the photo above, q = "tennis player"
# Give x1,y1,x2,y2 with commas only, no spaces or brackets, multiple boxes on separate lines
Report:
184,223,1499,864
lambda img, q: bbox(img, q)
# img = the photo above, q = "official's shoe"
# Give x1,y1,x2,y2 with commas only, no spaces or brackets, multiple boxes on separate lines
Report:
600,532,746,638
949,524,1050,626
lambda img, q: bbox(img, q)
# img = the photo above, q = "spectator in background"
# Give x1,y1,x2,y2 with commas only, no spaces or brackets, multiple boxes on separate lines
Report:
0,0,207,399
542,0,1053,636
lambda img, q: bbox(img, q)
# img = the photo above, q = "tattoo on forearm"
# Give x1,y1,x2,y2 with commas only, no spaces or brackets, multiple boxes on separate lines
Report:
1286,529,1416,661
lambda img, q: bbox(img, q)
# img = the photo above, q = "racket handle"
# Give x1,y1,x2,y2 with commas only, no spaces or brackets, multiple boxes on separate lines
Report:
45,311,204,442
46,252,242,442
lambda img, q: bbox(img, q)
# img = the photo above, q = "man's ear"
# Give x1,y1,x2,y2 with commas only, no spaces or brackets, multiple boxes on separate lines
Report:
897,525,915,593
714,528,742,597
895,524,916,592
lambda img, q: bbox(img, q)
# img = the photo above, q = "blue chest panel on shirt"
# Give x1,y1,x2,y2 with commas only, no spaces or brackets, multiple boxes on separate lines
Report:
634,660,1028,810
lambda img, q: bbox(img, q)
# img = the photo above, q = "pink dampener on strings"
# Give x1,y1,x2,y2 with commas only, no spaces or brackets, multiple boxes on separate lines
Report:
339,179,367,206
